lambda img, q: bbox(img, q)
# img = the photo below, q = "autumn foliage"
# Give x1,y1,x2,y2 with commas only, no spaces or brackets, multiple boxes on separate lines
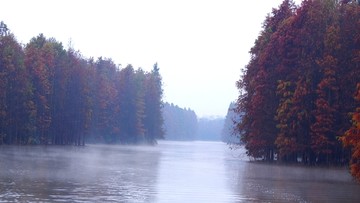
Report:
0,22,164,145
235,0,360,179
340,84,360,181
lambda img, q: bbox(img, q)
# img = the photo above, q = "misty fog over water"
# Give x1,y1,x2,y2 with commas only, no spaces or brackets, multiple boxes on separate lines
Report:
1,141,360,202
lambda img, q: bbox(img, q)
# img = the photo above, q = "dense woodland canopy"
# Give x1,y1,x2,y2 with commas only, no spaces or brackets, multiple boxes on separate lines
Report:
235,0,360,180
0,22,164,145
162,103,198,141
163,103,227,141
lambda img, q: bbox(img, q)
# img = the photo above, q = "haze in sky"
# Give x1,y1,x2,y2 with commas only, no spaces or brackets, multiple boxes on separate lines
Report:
1,0,301,117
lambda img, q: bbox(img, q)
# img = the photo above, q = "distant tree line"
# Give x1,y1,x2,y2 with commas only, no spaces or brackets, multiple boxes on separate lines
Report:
0,22,163,145
162,103,197,140
221,102,242,144
196,118,224,141
163,103,229,141
235,0,360,176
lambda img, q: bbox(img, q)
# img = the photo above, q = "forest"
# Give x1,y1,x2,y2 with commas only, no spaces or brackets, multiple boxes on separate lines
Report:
162,103,198,141
163,102,233,141
0,22,164,145
235,0,360,180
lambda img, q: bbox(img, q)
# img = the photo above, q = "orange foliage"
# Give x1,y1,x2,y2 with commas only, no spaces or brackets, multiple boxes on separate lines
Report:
340,83,360,182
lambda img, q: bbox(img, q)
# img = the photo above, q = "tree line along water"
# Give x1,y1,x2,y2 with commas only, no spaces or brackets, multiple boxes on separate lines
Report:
0,22,163,145
234,0,360,181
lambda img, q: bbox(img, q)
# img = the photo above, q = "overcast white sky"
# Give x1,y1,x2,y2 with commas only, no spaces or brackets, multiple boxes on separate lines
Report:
1,0,301,117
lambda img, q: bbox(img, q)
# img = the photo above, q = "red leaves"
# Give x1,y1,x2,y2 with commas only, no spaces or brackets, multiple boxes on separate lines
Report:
0,23,164,145
340,84,360,181
341,119,360,181
236,0,360,168
24,34,58,143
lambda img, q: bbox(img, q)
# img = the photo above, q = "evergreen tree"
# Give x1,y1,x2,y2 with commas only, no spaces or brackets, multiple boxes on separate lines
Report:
143,63,164,144
0,31,33,144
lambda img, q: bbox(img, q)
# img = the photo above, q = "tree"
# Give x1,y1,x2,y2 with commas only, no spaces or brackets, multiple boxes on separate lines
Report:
276,0,340,163
338,0,360,180
143,63,164,144
61,50,92,145
163,103,198,141
235,0,296,161
47,40,73,145
1,23,166,146
234,0,360,167
337,0,360,142
25,34,57,144
117,65,145,143
90,57,119,143
0,21,9,36
275,80,298,161
340,84,360,182
0,29,33,144
310,24,341,164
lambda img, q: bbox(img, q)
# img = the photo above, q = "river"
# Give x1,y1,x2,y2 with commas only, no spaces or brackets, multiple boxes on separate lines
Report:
1,141,360,202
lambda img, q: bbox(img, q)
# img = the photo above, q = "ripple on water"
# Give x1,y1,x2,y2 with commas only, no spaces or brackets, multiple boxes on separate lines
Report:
1,142,360,202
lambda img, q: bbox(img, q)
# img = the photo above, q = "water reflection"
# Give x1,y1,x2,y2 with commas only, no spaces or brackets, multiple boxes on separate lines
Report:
155,141,237,202
1,142,360,202
224,148,360,202
0,145,161,202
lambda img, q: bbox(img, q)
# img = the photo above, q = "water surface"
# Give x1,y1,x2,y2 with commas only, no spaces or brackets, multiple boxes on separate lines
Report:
1,141,359,202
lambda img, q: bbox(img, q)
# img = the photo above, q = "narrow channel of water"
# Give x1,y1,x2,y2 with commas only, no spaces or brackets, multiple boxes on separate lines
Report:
1,141,359,202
